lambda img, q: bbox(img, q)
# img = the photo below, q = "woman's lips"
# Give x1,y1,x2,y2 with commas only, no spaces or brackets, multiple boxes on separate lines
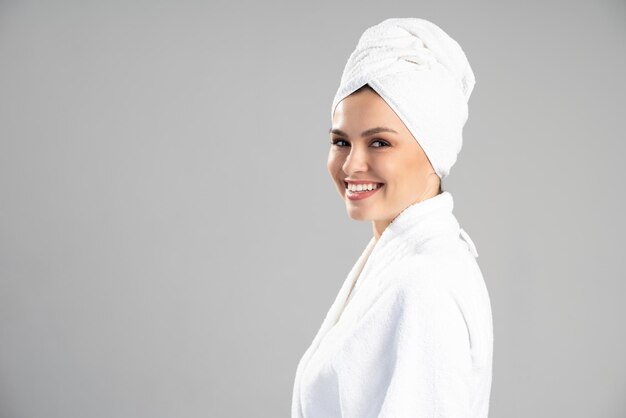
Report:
345,183,385,201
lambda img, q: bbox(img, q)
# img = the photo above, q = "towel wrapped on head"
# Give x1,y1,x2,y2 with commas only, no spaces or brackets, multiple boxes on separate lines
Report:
331,17,476,180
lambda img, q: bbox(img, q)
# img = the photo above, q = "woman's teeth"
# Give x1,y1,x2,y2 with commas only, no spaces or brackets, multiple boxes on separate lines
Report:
346,183,383,192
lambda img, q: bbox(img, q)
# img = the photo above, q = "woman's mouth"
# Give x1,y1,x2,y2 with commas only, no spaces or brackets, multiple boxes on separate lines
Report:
344,181,385,201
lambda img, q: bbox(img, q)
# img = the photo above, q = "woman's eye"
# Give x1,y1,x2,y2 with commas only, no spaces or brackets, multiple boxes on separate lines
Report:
331,139,349,147
330,138,389,148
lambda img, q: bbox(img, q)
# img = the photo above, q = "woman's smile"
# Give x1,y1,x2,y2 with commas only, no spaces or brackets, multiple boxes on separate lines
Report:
344,180,385,201
345,185,383,200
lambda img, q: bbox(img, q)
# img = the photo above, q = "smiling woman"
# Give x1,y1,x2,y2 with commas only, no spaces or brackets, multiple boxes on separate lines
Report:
291,17,493,418
327,84,443,240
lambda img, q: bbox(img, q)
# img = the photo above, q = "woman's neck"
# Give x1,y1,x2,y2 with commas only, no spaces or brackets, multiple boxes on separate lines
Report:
372,219,391,242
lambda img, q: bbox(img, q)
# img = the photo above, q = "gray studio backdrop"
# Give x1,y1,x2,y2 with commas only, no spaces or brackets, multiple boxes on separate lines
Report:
1,1,625,417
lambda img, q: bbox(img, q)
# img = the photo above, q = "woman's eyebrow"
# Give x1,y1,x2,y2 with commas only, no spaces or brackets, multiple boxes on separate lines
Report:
329,127,399,137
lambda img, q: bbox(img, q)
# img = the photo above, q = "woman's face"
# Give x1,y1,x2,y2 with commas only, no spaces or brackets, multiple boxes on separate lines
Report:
327,87,440,222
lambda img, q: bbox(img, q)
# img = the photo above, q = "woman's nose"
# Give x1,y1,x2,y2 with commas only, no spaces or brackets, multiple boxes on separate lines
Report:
342,147,369,175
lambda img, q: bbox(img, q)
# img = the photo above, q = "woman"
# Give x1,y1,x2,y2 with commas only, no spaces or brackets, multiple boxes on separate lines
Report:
292,18,493,417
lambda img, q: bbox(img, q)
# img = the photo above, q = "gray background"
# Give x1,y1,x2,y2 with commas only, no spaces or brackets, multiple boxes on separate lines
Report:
1,0,625,417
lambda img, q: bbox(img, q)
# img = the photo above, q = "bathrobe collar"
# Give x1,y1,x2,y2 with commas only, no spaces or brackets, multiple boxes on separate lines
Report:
317,191,462,330
328,191,466,336
374,190,458,255
293,191,478,416
358,191,469,282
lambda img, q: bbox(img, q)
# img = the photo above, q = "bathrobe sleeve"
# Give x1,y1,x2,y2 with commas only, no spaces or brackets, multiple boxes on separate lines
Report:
376,279,473,417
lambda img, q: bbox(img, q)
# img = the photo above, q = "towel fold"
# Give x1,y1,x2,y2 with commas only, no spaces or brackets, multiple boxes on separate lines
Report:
331,18,476,180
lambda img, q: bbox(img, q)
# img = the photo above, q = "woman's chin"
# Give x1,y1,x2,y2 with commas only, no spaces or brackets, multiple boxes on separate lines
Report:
345,205,374,221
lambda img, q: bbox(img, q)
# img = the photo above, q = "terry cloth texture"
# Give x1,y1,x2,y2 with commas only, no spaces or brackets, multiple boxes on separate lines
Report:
291,191,493,417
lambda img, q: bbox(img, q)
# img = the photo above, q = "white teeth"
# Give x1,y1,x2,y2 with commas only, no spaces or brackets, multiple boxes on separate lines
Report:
346,183,382,192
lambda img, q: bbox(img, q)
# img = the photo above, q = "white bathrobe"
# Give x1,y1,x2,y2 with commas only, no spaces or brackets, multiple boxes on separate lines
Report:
291,191,493,417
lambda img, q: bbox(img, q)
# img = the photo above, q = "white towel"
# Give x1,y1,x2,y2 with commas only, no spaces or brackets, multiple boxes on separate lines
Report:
291,191,493,417
331,18,476,180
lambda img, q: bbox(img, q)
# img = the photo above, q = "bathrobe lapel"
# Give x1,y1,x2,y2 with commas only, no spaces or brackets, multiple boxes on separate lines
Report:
292,191,481,417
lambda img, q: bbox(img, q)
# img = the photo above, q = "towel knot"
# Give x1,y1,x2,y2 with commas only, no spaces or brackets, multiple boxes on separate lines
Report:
398,42,437,70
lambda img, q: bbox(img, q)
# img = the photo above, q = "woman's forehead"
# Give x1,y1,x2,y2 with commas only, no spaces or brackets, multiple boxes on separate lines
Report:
332,93,408,136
